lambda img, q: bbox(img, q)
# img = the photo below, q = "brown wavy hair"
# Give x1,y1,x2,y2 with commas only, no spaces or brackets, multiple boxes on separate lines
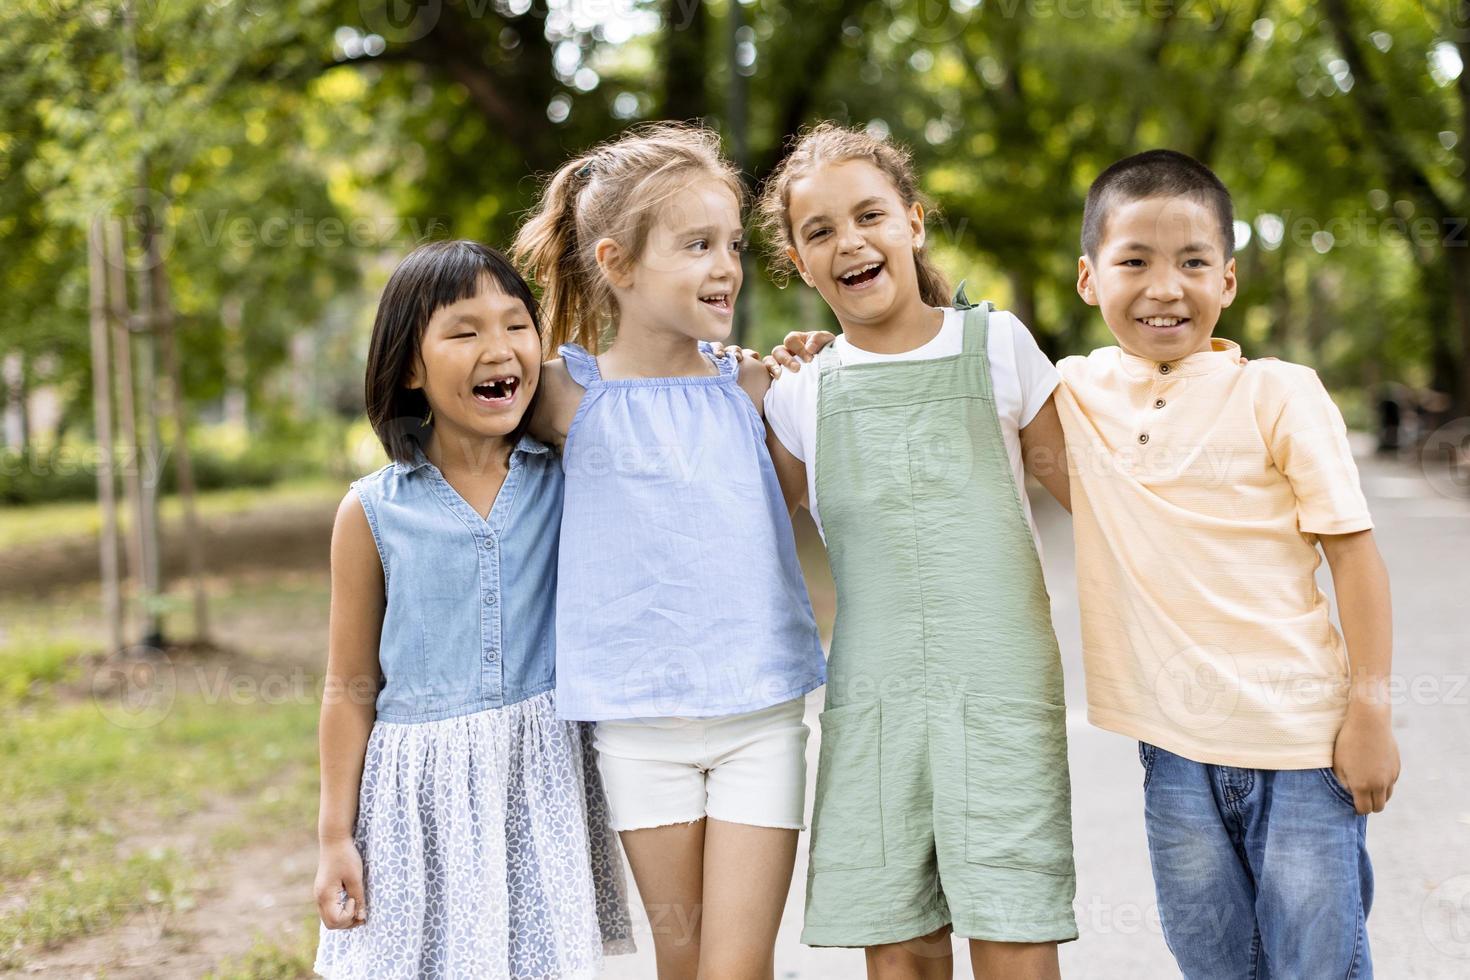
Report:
756,122,950,308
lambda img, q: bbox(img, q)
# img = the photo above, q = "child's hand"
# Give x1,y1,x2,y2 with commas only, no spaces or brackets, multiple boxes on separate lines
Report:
764,330,837,377
1331,705,1400,814
315,837,368,929
706,342,762,363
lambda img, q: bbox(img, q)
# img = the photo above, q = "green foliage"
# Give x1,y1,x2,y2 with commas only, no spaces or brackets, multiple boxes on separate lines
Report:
1,0,1466,458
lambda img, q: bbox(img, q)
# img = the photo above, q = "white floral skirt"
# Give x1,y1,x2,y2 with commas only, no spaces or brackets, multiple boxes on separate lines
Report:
314,690,635,979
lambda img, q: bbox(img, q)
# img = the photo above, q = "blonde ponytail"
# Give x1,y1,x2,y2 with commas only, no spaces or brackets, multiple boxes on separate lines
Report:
511,156,598,352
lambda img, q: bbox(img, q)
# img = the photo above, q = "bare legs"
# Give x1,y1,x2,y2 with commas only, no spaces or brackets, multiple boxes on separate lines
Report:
864,927,1060,980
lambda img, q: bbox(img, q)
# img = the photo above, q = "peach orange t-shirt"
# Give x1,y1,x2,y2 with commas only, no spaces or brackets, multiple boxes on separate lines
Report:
1055,338,1373,769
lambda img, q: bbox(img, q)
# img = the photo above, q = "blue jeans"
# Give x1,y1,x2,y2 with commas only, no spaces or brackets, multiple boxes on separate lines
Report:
1139,742,1374,979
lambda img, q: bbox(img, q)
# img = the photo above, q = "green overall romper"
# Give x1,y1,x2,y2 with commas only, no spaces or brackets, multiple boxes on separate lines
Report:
801,291,1078,947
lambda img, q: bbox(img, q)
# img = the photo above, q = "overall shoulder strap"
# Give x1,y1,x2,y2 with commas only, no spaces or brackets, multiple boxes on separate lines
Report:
961,301,993,357
558,343,601,386
816,339,842,373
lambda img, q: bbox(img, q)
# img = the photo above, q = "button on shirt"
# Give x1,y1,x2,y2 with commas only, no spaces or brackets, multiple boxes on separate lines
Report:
1055,339,1373,769
353,436,562,723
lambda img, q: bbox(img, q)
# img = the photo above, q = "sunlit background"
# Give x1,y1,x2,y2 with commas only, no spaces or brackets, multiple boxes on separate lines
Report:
2,1,1468,977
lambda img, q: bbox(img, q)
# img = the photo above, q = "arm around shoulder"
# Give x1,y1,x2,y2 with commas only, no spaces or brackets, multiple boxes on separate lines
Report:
1020,392,1070,512
737,355,773,415
529,358,583,451
766,426,809,516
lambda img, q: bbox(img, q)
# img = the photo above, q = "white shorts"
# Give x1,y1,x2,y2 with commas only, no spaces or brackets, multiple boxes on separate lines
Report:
592,697,810,832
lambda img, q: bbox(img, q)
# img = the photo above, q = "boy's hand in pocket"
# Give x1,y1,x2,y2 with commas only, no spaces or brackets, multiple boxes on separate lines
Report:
1332,705,1400,814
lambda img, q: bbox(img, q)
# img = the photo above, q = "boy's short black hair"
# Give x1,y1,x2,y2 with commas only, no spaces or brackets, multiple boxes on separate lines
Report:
1082,149,1235,261
364,240,541,464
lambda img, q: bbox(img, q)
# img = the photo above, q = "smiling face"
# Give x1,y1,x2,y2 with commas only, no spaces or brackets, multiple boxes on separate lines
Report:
407,279,542,452
603,178,744,344
784,158,928,332
1078,194,1238,362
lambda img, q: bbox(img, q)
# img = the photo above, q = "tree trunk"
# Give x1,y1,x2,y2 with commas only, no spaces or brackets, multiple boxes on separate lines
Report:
661,0,709,122
151,247,210,643
124,0,165,650
105,217,147,633
88,217,125,654
1445,246,1470,414
1,352,25,451
1007,269,1044,356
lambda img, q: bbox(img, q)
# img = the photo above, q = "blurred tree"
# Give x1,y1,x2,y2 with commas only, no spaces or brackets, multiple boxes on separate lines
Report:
2,0,1466,465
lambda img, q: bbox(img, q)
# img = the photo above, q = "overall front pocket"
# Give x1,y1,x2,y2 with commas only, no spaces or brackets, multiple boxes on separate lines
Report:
964,694,1074,876
809,701,886,873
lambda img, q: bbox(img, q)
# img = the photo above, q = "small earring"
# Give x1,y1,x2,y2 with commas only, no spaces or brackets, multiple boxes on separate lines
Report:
420,407,433,428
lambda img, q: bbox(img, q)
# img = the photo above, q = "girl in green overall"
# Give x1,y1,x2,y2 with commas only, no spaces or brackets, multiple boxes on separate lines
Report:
756,124,1078,979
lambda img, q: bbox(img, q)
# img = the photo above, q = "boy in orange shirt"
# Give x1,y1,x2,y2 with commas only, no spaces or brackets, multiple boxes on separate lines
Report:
1055,149,1399,979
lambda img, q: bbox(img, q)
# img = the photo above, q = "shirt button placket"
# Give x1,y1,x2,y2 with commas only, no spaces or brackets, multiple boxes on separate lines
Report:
483,533,502,703
1141,364,1171,447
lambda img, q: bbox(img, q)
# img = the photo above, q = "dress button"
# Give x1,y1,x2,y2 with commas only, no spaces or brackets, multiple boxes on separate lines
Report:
1159,363,1171,374
1138,433,1150,444
483,538,494,549
484,592,497,605
1154,398,1166,409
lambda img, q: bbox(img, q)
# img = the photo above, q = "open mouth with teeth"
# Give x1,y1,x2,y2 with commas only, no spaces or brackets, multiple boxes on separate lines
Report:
1137,316,1190,329
472,377,519,404
699,292,731,313
838,262,884,288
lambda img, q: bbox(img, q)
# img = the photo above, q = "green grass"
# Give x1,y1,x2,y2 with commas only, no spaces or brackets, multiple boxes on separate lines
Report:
203,921,319,980
0,634,90,701
0,687,320,957
0,476,341,551
0,850,182,966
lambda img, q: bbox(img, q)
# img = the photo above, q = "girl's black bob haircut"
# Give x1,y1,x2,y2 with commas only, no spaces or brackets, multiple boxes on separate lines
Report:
364,240,542,465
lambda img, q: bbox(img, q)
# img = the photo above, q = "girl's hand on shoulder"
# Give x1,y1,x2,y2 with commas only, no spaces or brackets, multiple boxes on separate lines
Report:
315,836,367,929
706,342,762,363
765,331,836,378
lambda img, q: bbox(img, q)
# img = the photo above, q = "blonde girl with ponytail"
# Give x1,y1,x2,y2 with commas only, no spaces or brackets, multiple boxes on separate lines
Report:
512,123,826,980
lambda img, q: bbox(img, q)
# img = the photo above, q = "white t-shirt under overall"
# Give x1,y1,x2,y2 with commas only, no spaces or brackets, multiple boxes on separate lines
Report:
763,307,1060,549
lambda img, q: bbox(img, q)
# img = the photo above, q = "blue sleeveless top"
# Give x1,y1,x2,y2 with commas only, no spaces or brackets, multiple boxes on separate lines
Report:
353,435,563,723
554,343,826,721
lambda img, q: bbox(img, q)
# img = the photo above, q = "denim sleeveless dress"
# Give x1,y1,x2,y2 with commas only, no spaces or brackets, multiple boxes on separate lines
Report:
554,343,825,721
313,436,634,980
